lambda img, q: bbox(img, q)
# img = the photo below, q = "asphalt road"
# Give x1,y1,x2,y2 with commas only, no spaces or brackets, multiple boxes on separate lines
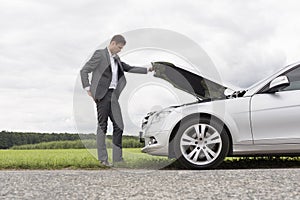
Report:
1,169,300,200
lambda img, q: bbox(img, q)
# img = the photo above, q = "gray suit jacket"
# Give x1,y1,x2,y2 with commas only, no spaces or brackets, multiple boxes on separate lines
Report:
80,48,147,100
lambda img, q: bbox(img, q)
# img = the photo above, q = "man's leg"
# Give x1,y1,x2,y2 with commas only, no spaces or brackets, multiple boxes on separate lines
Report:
95,92,111,162
109,93,124,162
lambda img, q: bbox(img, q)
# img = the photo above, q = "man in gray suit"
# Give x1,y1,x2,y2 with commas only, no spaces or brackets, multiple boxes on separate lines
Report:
80,35,152,166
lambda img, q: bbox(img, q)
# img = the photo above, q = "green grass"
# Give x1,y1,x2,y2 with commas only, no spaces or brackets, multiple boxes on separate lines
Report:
0,148,172,170
1,148,300,170
10,140,89,150
108,148,173,169
0,149,103,170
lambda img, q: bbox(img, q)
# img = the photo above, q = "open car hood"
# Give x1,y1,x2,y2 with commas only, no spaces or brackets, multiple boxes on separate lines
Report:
152,62,227,101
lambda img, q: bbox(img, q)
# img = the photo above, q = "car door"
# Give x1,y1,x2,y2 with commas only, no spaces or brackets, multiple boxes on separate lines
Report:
250,65,300,144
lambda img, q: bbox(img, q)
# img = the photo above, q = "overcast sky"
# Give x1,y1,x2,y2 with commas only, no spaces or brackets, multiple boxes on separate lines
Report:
1,0,300,134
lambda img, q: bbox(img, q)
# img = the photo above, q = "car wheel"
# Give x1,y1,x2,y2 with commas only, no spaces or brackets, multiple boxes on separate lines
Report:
173,117,230,169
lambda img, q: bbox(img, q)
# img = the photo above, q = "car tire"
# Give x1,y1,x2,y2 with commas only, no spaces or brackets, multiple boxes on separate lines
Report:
173,117,230,169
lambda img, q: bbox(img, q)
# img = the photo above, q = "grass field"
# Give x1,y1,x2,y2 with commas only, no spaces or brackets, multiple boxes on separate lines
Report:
0,148,172,170
1,148,300,170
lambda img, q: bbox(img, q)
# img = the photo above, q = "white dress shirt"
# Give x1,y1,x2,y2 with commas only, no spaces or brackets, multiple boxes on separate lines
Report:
108,49,118,89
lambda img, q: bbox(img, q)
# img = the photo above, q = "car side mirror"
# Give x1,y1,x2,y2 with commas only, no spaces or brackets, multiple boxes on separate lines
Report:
266,75,290,93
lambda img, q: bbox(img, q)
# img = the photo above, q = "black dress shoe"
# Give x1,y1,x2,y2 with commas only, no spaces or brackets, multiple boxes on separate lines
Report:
113,159,126,167
100,161,113,167
113,158,125,163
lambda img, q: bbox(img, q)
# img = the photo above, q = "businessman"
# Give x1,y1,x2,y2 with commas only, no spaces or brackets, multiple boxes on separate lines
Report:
80,35,153,166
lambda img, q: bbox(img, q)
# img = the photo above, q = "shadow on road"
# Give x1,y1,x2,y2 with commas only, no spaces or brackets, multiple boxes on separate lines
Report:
162,157,300,170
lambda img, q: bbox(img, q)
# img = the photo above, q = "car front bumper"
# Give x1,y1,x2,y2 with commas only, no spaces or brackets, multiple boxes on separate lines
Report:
139,107,184,157
140,130,169,156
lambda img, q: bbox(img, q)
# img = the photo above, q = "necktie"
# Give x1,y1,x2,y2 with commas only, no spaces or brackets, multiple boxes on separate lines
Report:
113,56,120,67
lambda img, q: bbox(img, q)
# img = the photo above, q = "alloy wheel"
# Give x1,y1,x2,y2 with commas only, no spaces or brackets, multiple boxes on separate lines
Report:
179,123,222,166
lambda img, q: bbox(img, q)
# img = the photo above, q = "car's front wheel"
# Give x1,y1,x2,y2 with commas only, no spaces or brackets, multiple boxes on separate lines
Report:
173,117,230,169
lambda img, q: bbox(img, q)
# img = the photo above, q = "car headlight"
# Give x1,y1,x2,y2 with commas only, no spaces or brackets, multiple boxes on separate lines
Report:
150,108,174,124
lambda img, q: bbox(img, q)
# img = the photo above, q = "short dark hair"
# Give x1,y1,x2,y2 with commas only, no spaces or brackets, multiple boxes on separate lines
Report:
110,34,126,45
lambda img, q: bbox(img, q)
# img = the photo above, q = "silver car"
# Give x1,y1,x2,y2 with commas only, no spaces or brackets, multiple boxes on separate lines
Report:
140,61,300,169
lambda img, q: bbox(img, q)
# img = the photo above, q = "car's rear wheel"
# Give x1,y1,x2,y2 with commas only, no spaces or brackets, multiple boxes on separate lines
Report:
173,117,230,169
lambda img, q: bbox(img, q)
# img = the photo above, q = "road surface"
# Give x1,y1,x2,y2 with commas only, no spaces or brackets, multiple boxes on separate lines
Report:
1,169,299,199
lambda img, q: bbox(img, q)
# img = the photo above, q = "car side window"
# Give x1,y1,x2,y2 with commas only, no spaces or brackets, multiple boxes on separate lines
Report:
280,66,300,91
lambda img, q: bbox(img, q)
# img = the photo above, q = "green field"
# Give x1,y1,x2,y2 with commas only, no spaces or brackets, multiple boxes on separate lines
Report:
1,148,300,170
0,148,172,170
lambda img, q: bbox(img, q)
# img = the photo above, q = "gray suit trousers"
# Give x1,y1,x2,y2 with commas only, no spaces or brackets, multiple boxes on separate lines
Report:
96,89,124,162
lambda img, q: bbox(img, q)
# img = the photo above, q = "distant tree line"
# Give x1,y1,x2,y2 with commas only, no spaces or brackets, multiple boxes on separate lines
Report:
0,131,95,149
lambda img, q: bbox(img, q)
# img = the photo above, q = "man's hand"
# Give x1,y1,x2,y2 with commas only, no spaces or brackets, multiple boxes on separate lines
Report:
148,66,154,72
87,90,93,97
148,65,156,72
84,86,93,98
148,62,157,72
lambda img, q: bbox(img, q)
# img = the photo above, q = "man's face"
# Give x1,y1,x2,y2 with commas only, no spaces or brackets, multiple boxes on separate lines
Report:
110,41,125,54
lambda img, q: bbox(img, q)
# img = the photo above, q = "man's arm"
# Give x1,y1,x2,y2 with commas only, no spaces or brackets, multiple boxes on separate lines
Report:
121,61,149,74
80,50,102,89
